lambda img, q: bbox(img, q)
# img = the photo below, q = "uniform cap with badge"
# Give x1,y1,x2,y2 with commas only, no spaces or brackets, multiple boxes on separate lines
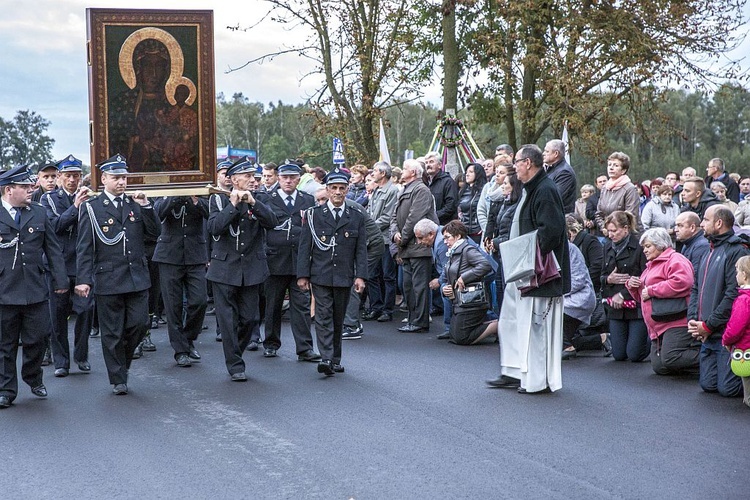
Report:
226,156,255,177
277,162,302,176
0,165,35,186
97,154,129,175
56,155,83,172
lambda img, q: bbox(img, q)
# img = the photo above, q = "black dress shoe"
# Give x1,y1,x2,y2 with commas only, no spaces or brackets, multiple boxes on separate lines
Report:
230,372,247,382
0,395,11,408
113,383,128,395
436,331,451,340
298,350,322,362
317,360,335,376
376,313,393,322
361,310,380,321
247,341,259,351
518,387,552,394
215,332,222,342
263,348,278,358
176,353,192,367
31,384,48,398
398,324,428,333
332,363,345,373
77,361,91,372
54,368,69,377
486,375,520,389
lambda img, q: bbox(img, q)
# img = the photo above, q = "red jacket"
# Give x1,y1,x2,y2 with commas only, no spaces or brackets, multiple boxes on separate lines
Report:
627,247,692,339
722,288,750,350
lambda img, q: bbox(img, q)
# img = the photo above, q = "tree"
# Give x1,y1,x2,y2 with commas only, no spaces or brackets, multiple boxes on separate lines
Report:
463,0,746,156
0,110,54,170
231,0,433,164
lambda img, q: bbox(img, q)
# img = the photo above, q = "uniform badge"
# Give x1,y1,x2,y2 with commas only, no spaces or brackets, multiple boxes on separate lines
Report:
108,218,114,225
103,200,110,206
28,227,34,233
103,226,109,232
130,217,135,222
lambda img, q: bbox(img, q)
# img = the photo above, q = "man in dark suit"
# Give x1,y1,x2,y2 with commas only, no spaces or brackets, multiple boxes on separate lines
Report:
543,139,577,214
41,155,94,377
75,154,160,395
297,168,368,376
0,165,68,408
207,156,278,381
153,194,209,367
262,162,321,361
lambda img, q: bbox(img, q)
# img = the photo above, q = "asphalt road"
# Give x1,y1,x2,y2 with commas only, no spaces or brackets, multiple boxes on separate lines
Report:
3,311,749,499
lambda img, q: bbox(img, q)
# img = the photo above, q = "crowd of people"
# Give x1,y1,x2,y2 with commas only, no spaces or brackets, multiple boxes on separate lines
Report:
2,143,750,408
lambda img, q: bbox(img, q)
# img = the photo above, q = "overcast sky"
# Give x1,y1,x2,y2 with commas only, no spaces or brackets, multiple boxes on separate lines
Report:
0,0,747,166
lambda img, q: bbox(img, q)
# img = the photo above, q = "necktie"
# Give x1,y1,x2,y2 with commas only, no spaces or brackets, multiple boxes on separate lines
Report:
286,195,294,210
334,207,341,222
13,207,21,226
114,197,124,219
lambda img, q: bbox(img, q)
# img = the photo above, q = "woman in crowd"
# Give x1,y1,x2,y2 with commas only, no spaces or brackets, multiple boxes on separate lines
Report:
641,184,680,237
562,242,597,359
601,211,649,362
575,184,596,227
484,170,523,313
457,162,487,243
440,221,497,345
477,159,512,235
566,214,603,296
346,164,369,204
711,181,738,214
626,228,699,375
637,181,651,214
595,152,640,234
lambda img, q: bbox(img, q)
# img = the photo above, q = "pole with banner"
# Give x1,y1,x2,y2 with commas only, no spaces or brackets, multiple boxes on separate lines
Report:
332,137,346,166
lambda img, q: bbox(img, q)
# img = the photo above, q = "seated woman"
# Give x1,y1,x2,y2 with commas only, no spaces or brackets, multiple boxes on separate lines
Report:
626,228,700,375
441,220,497,345
601,211,649,362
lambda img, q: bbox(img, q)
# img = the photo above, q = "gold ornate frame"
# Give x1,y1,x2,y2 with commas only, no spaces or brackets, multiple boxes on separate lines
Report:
87,9,216,191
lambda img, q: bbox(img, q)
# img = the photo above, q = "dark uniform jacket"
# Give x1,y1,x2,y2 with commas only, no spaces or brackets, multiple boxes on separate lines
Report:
297,203,368,287
152,196,209,266
76,194,160,295
41,188,81,277
206,193,278,286
265,189,315,276
0,203,67,305
517,169,571,298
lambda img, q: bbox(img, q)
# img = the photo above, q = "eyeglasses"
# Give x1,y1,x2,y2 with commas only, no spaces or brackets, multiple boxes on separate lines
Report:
513,157,528,166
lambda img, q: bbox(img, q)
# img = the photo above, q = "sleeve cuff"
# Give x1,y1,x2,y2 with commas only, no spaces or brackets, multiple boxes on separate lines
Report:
702,321,712,333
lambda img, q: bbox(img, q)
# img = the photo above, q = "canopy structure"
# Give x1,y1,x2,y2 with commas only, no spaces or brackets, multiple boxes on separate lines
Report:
427,115,484,173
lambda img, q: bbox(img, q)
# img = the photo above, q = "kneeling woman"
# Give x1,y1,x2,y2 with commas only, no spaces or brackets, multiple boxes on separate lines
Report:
441,221,497,345
626,227,699,374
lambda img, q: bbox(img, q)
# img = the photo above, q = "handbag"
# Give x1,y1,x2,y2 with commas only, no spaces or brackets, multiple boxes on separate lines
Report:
518,237,561,294
498,230,537,283
650,297,688,322
453,248,489,309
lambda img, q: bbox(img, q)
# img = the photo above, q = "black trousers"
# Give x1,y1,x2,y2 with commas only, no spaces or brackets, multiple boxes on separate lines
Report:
403,256,432,329
159,263,207,358
263,274,314,354
96,291,149,385
50,277,93,369
0,302,50,400
311,284,351,364
212,281,260,375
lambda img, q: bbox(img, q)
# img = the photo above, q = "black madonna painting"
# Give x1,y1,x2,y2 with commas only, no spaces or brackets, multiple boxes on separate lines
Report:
87,9,216,189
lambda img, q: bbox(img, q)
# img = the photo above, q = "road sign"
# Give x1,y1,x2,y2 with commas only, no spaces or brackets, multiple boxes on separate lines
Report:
332,137,345,164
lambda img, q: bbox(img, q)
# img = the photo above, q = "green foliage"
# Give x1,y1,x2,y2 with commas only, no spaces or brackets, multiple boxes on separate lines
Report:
0,110,54,170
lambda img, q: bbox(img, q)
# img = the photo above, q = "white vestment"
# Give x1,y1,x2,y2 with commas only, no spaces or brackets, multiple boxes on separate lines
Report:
498,188,563,393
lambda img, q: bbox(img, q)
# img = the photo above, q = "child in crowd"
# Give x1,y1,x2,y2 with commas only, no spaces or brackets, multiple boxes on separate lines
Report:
722,255,750,408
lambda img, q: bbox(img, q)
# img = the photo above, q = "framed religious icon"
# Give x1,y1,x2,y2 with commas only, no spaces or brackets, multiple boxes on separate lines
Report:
87,9,216,193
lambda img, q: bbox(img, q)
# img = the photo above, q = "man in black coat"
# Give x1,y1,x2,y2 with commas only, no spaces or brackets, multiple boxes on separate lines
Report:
262,162,320,362
153,194,209,367
0,165,68,408
424,152,458,225
297,169,368,376
207,156,278,381
75,155,160,395
41,155,94,377
543,139,577,214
